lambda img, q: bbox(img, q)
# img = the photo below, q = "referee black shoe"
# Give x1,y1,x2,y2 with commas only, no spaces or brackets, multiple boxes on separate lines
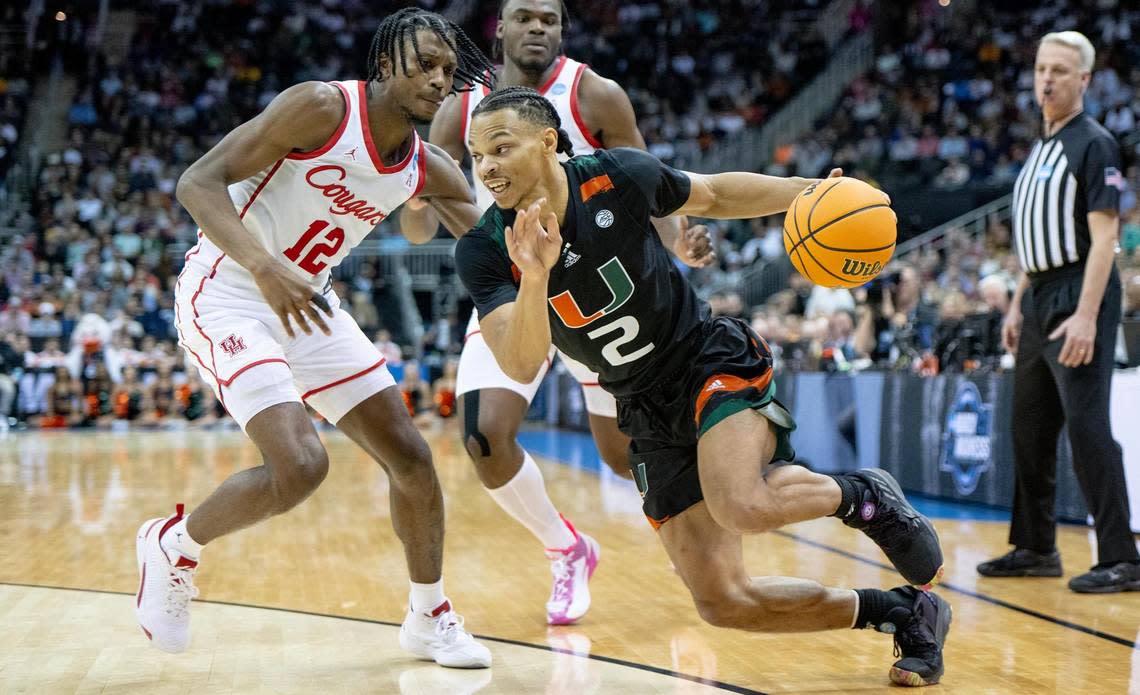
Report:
1068,562,1140,593
839,470,945,589
883,587,952,687
976,548,1062,578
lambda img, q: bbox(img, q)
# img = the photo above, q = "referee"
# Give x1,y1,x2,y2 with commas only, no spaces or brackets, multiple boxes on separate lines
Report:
977,31,1139,592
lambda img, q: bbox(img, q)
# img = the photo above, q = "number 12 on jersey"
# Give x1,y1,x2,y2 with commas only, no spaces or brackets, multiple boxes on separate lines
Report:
283,220,345,275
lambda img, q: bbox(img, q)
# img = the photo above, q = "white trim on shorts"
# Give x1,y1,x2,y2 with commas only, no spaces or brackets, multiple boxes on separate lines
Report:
174,259,396,430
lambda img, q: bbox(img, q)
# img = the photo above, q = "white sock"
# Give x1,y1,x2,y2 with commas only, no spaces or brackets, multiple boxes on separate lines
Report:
160,517,203,561
849,590,860,628
486,452,576,550
410,580,447,615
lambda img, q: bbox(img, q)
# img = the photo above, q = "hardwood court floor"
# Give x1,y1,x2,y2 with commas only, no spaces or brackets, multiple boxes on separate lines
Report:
1,425,1137,694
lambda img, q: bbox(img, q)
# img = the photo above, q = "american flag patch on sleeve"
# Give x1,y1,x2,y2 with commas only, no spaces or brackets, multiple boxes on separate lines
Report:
1104,167,1126,191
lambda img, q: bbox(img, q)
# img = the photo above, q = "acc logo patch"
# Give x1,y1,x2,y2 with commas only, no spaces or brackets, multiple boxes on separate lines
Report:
595,209,614,228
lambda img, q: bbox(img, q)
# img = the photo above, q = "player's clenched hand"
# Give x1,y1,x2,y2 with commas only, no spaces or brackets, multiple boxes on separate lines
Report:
506,198,562,276
251,260,334,339
673,218,716,268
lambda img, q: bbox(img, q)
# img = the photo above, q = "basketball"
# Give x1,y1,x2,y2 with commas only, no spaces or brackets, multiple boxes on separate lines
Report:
783,177,897,289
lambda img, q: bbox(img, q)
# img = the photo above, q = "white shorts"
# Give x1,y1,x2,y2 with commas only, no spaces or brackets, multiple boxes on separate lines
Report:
455,313,617,418
174,261,395,430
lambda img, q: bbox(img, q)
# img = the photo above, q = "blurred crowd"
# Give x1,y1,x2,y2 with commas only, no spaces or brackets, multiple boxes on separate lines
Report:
1,0,1139,430
768,0,1140,190
693,215,1140,377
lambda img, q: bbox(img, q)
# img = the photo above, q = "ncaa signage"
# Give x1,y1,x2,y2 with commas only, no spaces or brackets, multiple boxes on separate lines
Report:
939,381,994,495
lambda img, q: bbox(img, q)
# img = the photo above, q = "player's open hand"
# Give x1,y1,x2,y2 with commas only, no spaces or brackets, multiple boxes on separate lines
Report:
251,260,334,339
506,198,562,276
673,217,716,268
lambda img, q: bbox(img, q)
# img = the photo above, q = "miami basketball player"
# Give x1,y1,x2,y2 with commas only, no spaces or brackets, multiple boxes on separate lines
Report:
135,9,493,668
401,0,714,627
456,88,952,687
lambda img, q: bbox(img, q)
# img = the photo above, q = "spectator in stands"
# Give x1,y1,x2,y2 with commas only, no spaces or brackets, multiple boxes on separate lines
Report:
854,265,936,364
42,366,82,428
432,358,458,419
0,332,21,429
373,329,403,367
112,366,150,422
399,360,433,424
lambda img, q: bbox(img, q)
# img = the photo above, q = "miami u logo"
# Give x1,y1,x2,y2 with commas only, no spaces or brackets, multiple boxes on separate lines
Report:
548,257,634,328
548,257,654,367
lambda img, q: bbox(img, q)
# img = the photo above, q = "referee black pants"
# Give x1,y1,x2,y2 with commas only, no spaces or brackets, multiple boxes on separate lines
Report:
1009,265,1138,565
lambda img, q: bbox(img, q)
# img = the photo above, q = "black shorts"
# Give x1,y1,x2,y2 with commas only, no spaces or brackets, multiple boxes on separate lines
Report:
615,316,796,529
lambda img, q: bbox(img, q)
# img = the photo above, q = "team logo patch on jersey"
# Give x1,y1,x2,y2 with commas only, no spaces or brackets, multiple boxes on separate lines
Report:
1105,166,1127,191
549,256,634,328
1036,163,1054,180
595,209,614,228
219,334,247,357
550,83,568,96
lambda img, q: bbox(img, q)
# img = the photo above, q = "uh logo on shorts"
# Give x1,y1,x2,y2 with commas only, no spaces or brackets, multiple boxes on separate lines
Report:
219,334,247,358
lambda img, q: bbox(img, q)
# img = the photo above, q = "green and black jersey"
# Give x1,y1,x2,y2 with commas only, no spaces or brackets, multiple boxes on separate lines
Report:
455,148,709,396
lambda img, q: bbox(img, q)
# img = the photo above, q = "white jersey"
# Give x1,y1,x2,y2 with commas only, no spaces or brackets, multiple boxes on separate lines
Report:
186,79,426,293
460,56,601,210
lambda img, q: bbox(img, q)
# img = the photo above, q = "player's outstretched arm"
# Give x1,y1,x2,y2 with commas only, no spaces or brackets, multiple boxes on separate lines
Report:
401,143,481,243
400,94,469,240
675,168,846,220
176,81,343,337
469,201,560,382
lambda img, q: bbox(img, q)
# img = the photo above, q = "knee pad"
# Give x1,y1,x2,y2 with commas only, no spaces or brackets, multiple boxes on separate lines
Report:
462,391,491,458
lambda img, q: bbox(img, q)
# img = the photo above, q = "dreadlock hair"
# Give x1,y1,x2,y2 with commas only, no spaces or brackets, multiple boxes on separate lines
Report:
494,0,571,61
366,7,496,94
471,87,574,157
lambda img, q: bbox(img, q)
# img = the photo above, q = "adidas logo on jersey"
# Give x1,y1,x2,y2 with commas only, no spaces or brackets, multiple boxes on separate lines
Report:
705,379,725,392
564,250,582,268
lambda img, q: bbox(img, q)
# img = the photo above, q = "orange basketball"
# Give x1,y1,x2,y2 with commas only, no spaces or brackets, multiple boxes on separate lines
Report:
783,177,897,289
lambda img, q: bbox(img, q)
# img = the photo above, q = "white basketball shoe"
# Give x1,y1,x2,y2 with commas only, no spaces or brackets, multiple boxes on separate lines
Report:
135,504,199,653
398,599,492,668
545,520,600,625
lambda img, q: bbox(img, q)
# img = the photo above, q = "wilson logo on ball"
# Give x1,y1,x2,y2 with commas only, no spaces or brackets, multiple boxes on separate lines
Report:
841,258,883,278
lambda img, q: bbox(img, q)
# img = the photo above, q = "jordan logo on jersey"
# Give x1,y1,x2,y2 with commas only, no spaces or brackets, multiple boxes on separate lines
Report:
548,257,634,328
219,334,247,357
344,147,358,161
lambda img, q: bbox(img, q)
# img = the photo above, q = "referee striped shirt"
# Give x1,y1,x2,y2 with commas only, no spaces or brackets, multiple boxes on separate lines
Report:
1011,114,1124,275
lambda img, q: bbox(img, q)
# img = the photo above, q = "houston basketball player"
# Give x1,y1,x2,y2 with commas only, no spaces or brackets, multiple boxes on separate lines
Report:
134,9,494,668
401,0,714,627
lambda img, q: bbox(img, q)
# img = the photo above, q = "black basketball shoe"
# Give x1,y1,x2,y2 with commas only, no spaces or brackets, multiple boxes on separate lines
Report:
881,587,952,687
976,548,1062,578
839,470,944,589
1068,562,1140,593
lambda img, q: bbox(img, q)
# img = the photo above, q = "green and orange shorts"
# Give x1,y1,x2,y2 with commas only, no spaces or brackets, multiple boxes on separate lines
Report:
616,316,796,529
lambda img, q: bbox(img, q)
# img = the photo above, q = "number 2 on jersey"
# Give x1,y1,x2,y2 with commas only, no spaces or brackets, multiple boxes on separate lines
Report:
283,220,344,275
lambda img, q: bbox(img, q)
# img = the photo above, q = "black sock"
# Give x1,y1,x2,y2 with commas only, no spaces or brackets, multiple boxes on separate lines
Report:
854,587,914,631
828,474,860,519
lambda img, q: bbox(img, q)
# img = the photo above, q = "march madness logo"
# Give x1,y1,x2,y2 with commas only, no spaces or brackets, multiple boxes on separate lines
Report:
939,381,994,495
219,334,247,357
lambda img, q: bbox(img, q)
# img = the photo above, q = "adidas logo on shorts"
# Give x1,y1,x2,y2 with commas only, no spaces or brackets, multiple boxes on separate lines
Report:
705,379,725,392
